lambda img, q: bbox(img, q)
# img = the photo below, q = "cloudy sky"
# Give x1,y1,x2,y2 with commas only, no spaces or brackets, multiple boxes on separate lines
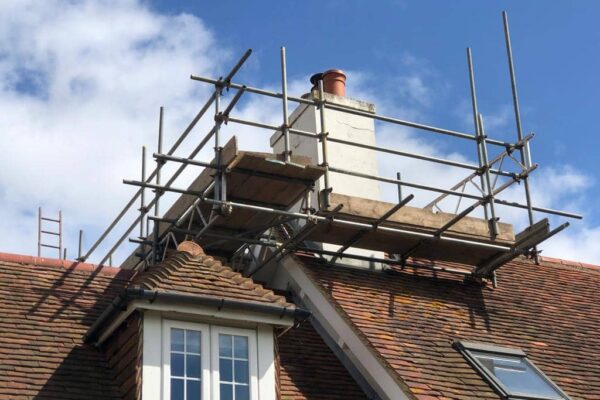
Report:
1,0,599,265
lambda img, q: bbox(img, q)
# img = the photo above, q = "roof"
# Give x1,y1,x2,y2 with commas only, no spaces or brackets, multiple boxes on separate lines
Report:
277,319,367,399
0,245,295,398
131,243,291,307
299,255,600,399
0,252,131,399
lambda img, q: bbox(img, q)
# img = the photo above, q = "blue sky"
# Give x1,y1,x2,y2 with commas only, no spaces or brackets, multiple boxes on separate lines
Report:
0,0,598,264
156,0,599,168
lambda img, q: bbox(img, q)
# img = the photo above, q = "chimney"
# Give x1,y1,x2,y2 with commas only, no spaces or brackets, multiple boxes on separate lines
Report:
272,70,380,202
270,69,383,267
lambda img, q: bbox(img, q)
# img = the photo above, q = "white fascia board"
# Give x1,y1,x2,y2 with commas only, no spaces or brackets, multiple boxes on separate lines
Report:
281,257,412,400
96,298,293,346
133,300,294,327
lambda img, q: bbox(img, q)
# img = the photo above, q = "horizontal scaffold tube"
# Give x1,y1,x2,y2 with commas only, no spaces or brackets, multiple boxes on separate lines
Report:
226,116,516,178
123,179,514,253
191,74,513,147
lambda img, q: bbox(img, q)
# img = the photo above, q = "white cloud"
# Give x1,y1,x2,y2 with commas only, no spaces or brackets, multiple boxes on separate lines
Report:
0,0,229,262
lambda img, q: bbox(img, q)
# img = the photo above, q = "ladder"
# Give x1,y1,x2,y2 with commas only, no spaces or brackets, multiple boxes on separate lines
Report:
37,207,63,259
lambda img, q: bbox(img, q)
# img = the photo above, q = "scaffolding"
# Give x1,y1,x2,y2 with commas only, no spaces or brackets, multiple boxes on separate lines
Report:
79,12,581,280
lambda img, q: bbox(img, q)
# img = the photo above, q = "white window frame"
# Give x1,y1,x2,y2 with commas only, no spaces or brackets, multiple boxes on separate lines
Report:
145,314,274,400
211,326,258,400
162,320,211,400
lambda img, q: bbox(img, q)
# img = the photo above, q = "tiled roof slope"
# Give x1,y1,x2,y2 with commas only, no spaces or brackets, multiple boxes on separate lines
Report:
300,256,600,400
132,249,292,307
277,319,367,399
0,253,131,399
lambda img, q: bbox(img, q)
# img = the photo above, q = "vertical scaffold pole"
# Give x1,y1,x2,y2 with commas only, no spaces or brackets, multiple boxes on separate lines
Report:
317,79,330,209
280,47,291,162
140,145,146,238
397,172,403,202
502,11,537,258
155,107,164,219
466,48,490,226
213,84,226,211
477,114,499,237
78,229,83,261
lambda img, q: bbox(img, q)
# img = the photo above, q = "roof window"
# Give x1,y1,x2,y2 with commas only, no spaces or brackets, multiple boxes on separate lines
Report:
454,341,571,400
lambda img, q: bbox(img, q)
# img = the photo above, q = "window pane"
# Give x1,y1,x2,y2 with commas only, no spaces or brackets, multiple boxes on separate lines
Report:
187,330,201,354
220,383,233,400
473,352,564,398
171,353,185,377
171,328,185,352
171,378,184,400
234,360,249,384
233,336,248,359
219,334,232,358
187,380,201,400
235,384,249,400
220,358,233,382
187,354,201,379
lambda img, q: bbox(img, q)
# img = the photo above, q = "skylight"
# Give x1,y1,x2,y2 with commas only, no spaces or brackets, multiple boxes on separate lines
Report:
454,341,571,400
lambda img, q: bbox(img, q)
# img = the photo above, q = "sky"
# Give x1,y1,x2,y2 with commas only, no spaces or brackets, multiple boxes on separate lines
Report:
0,0,599,265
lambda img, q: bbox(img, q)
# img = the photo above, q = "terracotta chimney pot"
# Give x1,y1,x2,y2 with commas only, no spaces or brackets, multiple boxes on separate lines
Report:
322,69,346,97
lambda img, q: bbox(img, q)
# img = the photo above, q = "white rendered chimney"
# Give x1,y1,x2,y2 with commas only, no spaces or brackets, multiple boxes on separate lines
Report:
270,70,383,268
270,70,380,204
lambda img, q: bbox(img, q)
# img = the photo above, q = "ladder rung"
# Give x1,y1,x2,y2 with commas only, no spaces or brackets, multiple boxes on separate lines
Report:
40,244,60,249
41,230,60,236
41,217,60,223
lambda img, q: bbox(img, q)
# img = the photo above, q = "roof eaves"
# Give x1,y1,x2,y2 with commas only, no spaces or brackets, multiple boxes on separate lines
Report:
85,287,309,346
0,251,131,277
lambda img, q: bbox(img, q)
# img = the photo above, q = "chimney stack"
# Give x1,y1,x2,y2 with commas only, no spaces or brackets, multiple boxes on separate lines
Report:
310,69,347,97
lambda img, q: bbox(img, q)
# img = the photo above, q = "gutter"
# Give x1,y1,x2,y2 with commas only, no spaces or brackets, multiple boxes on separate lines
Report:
84,287,311,345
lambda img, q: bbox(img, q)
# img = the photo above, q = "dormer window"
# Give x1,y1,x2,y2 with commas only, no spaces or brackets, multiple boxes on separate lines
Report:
162,320,260,400
454,341,571,400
